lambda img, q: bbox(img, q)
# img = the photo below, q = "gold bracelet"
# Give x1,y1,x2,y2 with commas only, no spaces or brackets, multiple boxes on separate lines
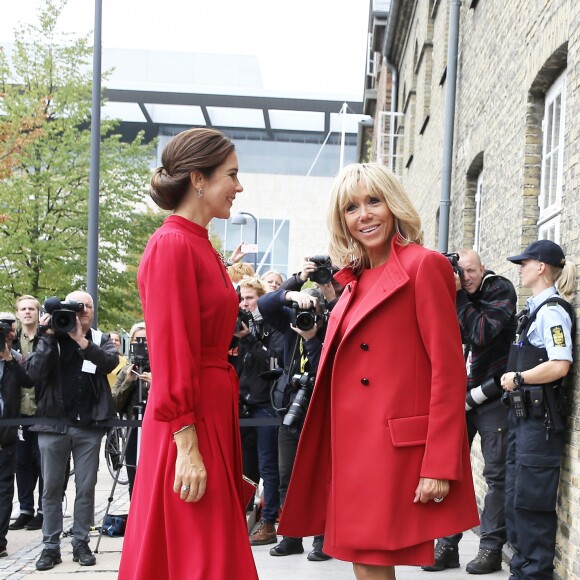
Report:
173,424,196,439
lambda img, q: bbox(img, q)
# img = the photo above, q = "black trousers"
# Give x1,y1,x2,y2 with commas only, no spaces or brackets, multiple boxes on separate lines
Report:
440,399,508,551
278,423,323,547
505,408,566,579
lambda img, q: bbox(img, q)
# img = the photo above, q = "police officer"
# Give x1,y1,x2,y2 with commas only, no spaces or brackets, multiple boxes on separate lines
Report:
501,240,576,579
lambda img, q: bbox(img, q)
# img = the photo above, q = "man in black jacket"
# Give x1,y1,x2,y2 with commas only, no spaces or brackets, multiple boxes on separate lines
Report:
258,286,330,562
0,313,33,558
424,250,517,574
25,291,118,572
235,277,284,546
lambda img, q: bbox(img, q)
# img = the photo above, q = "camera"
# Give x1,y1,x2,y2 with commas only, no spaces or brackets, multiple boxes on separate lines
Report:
465,373,504,411
43,297,84,334
283,372,315,426
239,393,251,418
442,252,464,279
290,302,319,331
0,320,12,347
130,337,149,369
308,255,335,285
236,308,254,332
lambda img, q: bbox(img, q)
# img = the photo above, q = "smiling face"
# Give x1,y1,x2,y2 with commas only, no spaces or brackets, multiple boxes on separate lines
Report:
198,150,243,221
343,182,394,267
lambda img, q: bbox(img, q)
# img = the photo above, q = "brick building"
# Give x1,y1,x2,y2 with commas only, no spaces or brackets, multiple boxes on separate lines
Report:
364,0,579,577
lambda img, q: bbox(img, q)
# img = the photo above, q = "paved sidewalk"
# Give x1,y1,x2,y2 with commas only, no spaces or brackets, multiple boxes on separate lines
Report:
2,449,509,579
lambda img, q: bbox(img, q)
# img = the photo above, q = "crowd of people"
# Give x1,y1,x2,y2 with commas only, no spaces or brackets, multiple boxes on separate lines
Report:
0,126,576,580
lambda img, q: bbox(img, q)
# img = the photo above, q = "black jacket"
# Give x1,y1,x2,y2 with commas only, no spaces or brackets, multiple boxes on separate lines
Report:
25,331,118,432
456,271,517,389
236,316,284,407
1,353,33,447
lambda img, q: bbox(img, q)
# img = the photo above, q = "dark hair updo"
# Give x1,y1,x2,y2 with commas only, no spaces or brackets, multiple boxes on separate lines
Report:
150,128,236,211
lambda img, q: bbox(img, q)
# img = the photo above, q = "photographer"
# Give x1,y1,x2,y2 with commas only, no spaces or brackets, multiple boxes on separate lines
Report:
424,249,517,574
257,286,330,562
10,296,44,532
111,322,151,497
25,291,118,571
0,312,33,558
234,277,284,546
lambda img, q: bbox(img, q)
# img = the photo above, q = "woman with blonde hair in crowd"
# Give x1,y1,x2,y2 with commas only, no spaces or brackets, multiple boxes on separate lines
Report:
277,162,478,580
261,270,284,292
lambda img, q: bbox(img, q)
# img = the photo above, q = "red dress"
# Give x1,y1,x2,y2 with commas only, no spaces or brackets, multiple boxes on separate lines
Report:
118,215,258,580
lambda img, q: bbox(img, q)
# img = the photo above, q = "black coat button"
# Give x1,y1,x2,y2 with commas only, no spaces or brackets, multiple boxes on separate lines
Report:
360,343,369,351
361,378,370,386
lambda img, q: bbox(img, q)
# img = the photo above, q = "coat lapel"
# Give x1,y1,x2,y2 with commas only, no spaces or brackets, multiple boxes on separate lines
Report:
320,240,411,371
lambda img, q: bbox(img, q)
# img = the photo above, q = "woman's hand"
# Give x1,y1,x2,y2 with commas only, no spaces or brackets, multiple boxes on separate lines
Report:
501,372,517,392
413,477,450,504
173,428,207,502
229,242,247,264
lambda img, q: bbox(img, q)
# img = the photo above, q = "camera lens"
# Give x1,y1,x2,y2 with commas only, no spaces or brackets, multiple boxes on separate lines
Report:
311,267,332,285
51,310,77,334
295,311,316,331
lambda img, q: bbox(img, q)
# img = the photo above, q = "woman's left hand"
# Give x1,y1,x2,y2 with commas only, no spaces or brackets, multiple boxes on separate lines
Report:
413,477,450,504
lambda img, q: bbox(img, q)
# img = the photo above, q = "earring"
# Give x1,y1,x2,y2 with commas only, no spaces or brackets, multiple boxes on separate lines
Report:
197,188,204,198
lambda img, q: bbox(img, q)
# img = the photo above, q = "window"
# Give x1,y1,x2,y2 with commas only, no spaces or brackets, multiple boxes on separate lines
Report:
473,172,483,253
538,72,566,242
211,217,290,276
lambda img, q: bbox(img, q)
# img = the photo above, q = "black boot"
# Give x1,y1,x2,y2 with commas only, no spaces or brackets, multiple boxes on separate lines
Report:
421,542,460,572
466,548,502,574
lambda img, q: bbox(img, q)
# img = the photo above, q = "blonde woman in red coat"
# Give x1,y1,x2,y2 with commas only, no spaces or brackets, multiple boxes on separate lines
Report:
277,163,479,580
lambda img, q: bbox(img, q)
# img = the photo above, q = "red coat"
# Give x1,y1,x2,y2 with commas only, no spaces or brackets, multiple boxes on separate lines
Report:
277,240,479,552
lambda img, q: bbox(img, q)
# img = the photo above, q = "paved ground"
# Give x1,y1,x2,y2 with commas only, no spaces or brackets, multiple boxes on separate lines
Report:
2,442,510,579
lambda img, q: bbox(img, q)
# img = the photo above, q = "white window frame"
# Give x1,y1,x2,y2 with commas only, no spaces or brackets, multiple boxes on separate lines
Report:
538,72,566,242
473,171,483,253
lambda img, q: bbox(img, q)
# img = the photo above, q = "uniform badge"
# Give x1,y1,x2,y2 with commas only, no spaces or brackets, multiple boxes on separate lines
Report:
551,325,566,347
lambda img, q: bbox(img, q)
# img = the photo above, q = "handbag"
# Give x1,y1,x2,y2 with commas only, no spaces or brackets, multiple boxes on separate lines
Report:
101,513,128,536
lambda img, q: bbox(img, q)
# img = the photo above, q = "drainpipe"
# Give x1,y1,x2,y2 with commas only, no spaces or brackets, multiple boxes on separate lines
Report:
382,0,400,172
438,0,462,253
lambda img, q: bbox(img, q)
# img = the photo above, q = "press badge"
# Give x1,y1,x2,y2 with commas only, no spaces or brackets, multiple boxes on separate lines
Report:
551,326,566,347
81,360,97,374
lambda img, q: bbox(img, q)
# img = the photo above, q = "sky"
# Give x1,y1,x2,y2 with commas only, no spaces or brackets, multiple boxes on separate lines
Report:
0,0,371,101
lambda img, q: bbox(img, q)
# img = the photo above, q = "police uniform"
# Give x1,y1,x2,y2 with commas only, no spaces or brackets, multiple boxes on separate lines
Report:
505,286,574,579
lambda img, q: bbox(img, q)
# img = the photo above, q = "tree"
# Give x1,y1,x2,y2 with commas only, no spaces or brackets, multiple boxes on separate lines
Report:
0,0,163,330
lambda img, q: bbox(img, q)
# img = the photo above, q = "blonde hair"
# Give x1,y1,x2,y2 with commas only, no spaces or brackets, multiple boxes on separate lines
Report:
129,322,146,341
261,270,284,283
227,262,255,283
237,276,267,297
549,261,577,302
327,163,423,272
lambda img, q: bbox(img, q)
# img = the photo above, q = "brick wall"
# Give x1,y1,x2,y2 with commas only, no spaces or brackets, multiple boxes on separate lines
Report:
374,1,580,576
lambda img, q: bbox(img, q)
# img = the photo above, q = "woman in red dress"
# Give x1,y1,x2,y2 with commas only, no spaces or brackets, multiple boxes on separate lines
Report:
277,163,479,579
118,128,258,580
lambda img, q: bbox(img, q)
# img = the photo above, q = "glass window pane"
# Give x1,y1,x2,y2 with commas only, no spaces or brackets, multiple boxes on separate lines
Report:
552,95,561,147
545,101,554,151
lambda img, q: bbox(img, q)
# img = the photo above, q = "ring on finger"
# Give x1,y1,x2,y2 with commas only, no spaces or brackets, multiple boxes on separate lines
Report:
181,484,190,492
434,496,444,503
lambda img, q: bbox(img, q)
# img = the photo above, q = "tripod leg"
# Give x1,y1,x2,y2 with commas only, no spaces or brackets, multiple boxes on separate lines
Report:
95,426,133,553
